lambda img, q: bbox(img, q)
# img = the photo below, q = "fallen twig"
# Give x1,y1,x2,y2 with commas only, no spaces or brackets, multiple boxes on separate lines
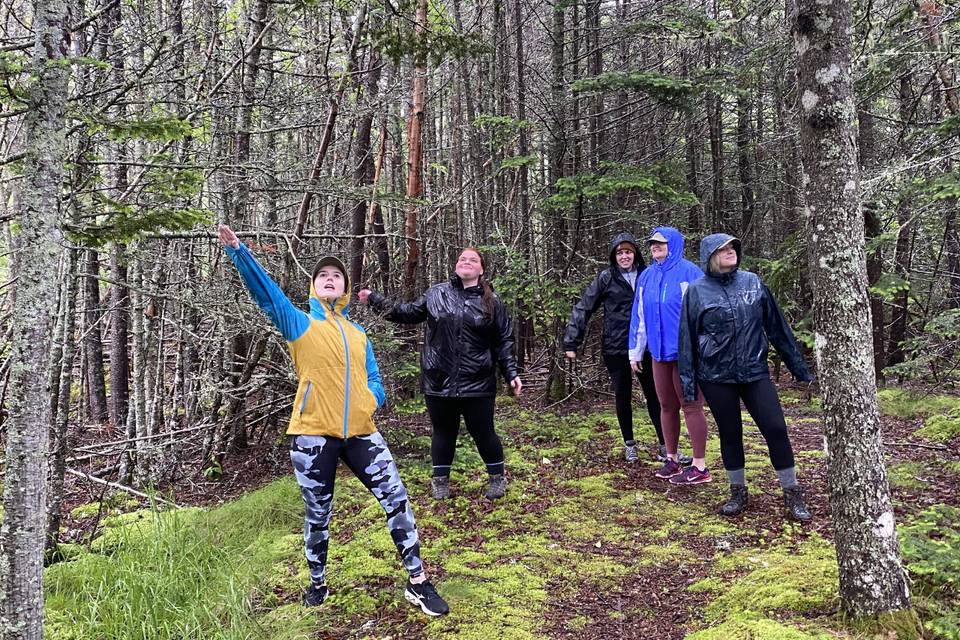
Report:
883,441,950,451
66,468,180,508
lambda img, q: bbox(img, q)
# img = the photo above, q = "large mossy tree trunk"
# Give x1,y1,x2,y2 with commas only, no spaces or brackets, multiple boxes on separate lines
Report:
793,0,915,621
0,0,70,634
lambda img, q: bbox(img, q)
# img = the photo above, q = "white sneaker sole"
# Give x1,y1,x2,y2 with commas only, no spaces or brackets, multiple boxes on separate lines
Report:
404,588,446,616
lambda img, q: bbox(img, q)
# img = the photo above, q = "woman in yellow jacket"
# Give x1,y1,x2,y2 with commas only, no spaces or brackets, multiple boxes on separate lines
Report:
218,224,448,616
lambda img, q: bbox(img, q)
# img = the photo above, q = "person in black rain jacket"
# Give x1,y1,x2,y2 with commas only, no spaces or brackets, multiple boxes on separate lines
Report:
563,232,679,464
359,247,521,501
678,233,813,521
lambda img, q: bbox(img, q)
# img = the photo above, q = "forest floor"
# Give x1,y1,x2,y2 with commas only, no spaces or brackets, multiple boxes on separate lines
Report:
45,381,960,640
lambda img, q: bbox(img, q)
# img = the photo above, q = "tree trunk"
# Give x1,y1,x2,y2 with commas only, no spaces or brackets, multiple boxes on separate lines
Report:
349,53,383,287
737,92,755,239
109,245,130,434
886,74,914,368
857,106,887,382
402,0,428,300
47,248,80,555
0,0,69,632
83,249,109,423
794,0,914,619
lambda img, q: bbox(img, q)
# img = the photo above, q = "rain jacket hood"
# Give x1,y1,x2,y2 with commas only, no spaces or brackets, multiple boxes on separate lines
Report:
628,227,704,362
564,233,647,356
368,275,519,397
609,232,641,267
226,243,385,438
699,233,742,276
678,239,811,401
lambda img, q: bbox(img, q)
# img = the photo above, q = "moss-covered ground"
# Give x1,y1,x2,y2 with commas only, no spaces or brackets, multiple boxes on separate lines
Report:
45,385,960,639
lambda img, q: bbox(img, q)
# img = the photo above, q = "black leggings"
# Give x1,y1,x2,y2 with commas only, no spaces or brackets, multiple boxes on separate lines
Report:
699,378,796,471
602,351,664,445
424,395,504,477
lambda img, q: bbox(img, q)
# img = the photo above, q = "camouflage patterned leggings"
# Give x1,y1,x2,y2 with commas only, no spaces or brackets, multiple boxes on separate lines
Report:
289,433,423,586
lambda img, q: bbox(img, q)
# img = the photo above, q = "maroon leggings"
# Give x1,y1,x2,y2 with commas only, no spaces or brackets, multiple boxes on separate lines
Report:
651,359,709,458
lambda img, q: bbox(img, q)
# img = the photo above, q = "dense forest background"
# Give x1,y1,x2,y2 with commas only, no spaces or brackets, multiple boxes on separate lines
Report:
1,0,960,634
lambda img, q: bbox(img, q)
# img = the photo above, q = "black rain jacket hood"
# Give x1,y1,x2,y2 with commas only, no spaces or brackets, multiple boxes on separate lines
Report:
368,277,519,397
563,232,646,356
678,233,811,401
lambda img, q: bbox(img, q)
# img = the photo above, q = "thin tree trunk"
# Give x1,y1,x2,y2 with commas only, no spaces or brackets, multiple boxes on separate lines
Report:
857,106,887,382
403,0,428,300
887,75,914,368
83,249,109,423
349,52,383,287
47,248,80,555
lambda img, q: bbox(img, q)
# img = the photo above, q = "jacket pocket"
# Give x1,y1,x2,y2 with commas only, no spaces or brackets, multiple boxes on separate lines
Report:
299,381,313,416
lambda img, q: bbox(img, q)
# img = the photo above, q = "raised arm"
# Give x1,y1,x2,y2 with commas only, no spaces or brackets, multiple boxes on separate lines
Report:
562,272,608,355
761,284,812,382
361,289,431,324
219,224,309,342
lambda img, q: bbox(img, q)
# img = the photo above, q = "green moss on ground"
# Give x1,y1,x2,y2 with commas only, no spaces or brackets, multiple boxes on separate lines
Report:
689,535,839,638
43,406,960,639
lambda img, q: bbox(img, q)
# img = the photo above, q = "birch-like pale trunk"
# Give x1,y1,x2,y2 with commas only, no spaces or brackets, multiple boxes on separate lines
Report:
0,0,70,634
793,0,914,618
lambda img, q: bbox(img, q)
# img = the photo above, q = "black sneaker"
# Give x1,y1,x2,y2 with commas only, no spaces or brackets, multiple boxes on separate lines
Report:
303,583,328,607
404,579,449,616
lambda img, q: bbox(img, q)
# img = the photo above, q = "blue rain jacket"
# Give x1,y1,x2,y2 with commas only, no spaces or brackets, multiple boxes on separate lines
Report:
628,226,703,363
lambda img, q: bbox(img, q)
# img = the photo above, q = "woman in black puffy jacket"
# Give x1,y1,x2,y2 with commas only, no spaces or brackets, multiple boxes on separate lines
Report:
678,233,813,521
359,248,521,501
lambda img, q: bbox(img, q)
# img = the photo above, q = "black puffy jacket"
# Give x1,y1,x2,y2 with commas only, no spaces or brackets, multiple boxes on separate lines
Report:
563,233,646,356
368,277,519,397
678,233,812,401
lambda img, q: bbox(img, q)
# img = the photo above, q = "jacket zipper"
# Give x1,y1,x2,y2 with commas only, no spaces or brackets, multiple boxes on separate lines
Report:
330,301,352,438
719,281,740,375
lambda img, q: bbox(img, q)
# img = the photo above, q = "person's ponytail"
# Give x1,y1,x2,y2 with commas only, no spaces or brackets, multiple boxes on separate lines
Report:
480,277,495,319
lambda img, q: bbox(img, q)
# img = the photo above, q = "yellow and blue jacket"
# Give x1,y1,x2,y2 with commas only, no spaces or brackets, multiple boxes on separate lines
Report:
225,243,384,438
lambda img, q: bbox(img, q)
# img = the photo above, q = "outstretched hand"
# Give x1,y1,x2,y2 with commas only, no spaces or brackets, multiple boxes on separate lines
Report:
218,224,240,249
510,377,522,397
357,288,372,304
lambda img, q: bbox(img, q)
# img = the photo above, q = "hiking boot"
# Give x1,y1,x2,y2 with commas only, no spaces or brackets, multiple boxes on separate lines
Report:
669,465,713,485
303,583,328,607
719,484,748,516
624,441,639,463
656,444,668,462
783,486,812,522
655,459,682,479
484,474,507,500
431,476,451,500
404,579,449,616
